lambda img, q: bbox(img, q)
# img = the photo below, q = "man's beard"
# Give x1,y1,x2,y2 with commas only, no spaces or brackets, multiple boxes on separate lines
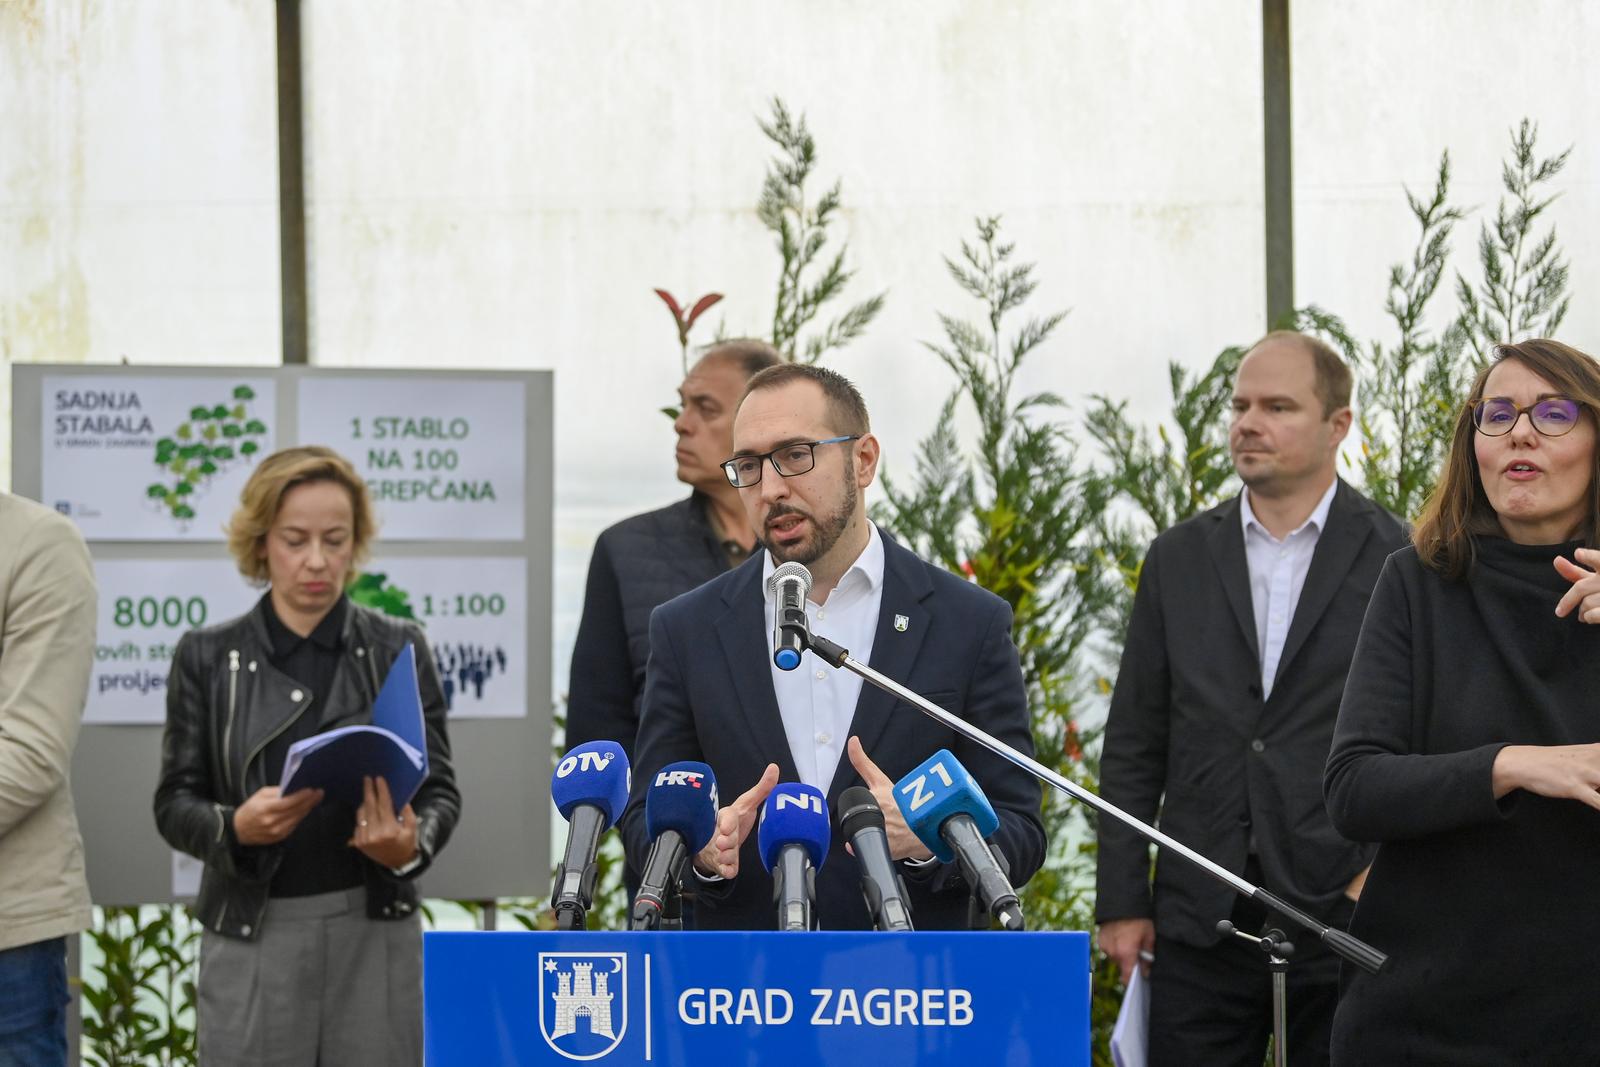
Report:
766,477,857,567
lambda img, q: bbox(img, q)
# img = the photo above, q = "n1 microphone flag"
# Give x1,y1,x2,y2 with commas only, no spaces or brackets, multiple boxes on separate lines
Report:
758,783,831,872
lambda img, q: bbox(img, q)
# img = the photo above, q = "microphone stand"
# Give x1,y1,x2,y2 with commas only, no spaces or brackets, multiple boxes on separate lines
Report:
792,624,1389,979
661,880,684,931
1218,921,1293,1067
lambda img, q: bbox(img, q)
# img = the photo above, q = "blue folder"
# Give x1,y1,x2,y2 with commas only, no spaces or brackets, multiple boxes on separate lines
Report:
280,643,428,812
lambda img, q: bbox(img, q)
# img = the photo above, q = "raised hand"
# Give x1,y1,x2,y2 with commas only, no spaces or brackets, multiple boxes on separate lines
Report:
1492,744,1600,811
694,763,779,879
847,736,934,862
1554,548,1600,622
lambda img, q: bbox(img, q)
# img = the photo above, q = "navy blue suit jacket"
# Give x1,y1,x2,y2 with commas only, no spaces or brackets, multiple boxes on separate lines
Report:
619,530,1047,930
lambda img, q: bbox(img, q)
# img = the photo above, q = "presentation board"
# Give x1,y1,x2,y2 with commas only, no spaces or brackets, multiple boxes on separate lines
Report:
11,364,554,905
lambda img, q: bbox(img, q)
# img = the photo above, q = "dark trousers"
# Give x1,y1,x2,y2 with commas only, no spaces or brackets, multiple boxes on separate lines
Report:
0,937,68,1067
1148,886,1354,1067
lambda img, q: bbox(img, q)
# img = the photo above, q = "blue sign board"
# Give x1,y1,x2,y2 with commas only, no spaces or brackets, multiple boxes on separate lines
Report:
424,930,1089,1066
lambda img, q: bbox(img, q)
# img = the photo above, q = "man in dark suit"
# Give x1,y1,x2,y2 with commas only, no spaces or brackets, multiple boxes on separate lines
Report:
1096,332,1407,1066
621,363,1045,930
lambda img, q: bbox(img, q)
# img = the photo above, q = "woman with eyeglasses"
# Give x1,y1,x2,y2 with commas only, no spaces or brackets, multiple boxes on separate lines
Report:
1324,339,1600,1064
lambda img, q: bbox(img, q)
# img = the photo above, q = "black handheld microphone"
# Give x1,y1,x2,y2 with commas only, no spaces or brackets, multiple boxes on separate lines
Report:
630,762,719,931
548,741,631,931
837,786,915,932
768,562,812,671
897,748,1025,931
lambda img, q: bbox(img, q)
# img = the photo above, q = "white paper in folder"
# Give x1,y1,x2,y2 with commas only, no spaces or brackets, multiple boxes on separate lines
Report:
1110,962,1150,1067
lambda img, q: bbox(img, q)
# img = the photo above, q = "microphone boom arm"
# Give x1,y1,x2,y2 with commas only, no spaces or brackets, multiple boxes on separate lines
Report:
799,629,1388,975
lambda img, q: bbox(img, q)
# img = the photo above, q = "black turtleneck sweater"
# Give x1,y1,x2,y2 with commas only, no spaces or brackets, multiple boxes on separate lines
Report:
1325,538,1600,1066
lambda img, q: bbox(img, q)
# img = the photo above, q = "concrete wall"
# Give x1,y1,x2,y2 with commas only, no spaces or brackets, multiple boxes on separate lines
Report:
5,0,1597,700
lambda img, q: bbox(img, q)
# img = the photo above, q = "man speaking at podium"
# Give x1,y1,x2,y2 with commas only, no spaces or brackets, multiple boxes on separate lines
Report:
621,364,1045,929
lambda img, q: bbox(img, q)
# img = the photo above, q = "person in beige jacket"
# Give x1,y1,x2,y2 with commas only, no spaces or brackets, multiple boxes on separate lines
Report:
0,492,96,1067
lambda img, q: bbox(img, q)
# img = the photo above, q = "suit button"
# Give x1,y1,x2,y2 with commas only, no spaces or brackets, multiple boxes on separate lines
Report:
290,689,304,702
240,924,252,936
1250,739,1266,753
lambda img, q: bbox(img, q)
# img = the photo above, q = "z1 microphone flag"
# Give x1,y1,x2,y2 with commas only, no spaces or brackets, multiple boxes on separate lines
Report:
895,748,1000,864
551,740,631,828
758,783,830,872
896,749,1023,931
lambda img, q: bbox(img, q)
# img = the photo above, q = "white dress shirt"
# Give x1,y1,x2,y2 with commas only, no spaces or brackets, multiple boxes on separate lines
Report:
762,525,884,798
1240,479,1337,699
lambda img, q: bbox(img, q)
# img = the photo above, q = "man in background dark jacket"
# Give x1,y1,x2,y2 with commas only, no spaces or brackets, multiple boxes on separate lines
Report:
1095,332,1408,1067
566,340,781,760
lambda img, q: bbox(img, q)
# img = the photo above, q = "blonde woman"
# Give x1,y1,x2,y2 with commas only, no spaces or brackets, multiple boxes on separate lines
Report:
154,446,459,1067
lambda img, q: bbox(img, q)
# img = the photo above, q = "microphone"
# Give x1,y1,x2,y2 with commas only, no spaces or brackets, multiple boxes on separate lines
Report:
630,761,719,931
767,561,812,671
896,749,1025,931
837,786,914,931
548,741,631,930
757,783,830,931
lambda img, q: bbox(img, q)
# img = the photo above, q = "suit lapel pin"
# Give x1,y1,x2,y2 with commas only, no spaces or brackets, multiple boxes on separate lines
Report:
894,614,909,632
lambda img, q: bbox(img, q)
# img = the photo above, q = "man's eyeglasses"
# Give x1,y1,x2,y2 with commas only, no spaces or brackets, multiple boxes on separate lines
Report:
721,435,861,488
1471,395,1584,438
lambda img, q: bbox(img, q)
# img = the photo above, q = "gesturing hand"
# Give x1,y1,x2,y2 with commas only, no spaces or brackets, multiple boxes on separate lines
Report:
847,736,934,862
694,763,779,880
1554,548,1600,623
347,776,420,869
233,785,322,846
1492,744,1600,811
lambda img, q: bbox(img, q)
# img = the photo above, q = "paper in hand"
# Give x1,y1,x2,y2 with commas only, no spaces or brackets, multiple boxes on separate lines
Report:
281,643,429,812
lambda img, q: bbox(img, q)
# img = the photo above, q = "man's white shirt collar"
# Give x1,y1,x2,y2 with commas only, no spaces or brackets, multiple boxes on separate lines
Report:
1240,478,1338,543
761,523,885,604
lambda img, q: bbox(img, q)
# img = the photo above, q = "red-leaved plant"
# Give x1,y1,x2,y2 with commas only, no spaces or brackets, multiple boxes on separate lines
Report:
655,289,724,377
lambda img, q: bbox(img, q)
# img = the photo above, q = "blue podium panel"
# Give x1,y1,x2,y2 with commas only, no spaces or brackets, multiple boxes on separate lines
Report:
424,930,1089,1067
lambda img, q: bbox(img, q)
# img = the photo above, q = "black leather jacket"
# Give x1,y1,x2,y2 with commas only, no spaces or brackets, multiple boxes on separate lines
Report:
154,598,460,940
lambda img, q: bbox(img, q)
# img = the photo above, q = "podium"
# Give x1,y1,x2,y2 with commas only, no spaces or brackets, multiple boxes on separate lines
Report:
423,930,1089,1066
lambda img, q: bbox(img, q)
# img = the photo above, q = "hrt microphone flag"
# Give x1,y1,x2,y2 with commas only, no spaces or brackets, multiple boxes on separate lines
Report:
758,783,831,872
645,762,719,853
631,762,721,931
895,748,1000,864
550,741,631,828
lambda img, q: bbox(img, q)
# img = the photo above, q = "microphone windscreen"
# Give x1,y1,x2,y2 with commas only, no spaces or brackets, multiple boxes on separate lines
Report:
895,749,1000,864
837,785,886,842
550,741,631,826
645,761,720,852
766,560,813,599
758,783,831,871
